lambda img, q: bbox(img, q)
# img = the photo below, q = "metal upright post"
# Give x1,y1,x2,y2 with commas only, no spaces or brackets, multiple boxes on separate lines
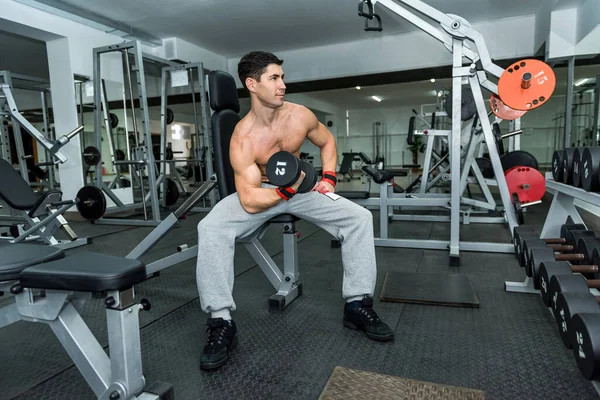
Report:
564,56,575,148
449,39,463,266
132,41,161,222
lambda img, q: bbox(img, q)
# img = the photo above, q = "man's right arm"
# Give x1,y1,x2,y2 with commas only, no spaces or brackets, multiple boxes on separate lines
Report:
231,136,304,214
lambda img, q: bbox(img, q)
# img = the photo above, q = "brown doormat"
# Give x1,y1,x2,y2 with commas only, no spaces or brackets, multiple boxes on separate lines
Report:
319,366,485,400
379,271,480,308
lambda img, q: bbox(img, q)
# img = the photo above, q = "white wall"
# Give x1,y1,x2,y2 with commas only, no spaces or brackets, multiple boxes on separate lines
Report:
226,15,537,87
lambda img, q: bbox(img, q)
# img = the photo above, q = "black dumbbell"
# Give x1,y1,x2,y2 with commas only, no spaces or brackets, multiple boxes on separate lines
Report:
539,260,600,306
570,313,600,380
571,147,585,188
527,238,600,280
562,147,578,185
581,147,600,192
266,151,317,194
552,282,600,349
552,149,564,182
524,229,595,272
513,224,586,263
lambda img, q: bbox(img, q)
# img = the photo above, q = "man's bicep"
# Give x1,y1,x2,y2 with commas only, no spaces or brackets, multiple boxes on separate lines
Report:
230,141,261,194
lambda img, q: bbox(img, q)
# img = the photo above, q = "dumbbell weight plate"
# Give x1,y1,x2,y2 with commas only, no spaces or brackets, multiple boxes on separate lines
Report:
552,149,564,182
571,313,600,380
581,147,600,192
572,148,584,188
297,161,318,193
266,151,300,187
562,147,577,184
554,291,600,349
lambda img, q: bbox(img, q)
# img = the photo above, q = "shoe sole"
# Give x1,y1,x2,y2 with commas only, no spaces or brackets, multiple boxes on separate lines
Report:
200,336,238,370
343,320,394,342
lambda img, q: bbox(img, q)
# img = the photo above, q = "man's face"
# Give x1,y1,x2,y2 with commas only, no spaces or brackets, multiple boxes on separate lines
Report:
249,64,286,108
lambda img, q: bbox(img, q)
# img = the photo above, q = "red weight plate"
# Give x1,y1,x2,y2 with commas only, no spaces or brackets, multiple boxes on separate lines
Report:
498,59,556,111
489,93,527,120
505,166,546,203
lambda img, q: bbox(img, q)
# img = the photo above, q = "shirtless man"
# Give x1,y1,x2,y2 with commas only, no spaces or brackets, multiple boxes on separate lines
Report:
196,51,393,370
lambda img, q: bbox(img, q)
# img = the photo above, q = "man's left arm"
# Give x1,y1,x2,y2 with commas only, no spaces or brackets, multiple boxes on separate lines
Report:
303,108,338,193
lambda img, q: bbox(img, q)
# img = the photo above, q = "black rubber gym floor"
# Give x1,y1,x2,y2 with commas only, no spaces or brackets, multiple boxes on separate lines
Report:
2,197,600,399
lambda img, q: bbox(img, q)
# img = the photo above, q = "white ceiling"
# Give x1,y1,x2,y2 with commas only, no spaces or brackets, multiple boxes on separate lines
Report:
59,0,543,57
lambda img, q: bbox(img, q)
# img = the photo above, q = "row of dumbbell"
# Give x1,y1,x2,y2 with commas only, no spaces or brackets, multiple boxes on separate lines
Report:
513,224,600,380
552,147,600,192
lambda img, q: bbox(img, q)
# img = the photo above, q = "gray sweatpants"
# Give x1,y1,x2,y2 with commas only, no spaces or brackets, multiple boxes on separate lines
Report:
195,187,377,315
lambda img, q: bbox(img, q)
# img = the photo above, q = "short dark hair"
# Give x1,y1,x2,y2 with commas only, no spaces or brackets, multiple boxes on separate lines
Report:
238,51,284,89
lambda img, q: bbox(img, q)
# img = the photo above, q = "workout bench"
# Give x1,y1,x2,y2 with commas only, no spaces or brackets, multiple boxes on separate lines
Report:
209,70,302,312
0,158,90,249
0,243,172,399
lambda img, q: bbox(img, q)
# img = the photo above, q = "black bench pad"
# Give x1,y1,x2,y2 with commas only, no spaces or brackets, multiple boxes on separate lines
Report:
268,214,300,223
19,253,147,293
337,191,370,199
0,244,65,282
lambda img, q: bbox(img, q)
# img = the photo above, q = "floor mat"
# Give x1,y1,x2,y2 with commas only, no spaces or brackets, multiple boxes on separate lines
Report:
319,366,485,400
379,271,479,308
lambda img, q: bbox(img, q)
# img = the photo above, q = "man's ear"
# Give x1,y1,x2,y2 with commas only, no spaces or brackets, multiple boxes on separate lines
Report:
246,77,256,93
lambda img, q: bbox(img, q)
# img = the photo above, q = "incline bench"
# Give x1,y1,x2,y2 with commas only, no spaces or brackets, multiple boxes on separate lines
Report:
0,158,90,249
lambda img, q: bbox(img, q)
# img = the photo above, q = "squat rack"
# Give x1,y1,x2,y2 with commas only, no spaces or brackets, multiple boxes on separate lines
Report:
358,0,537,264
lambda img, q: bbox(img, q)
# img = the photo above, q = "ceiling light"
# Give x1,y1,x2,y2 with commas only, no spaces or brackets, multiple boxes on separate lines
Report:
430,78,436,83
575,78,589,87
356,86,361,90
371,95,382,102
437,91,443,97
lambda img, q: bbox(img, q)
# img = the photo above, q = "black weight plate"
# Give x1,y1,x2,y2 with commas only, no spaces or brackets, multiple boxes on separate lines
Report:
500,150,538,173
76,186,106,220
562,147,577,184
165,178,179,206
493,123,505,155
266,151,300,187
109,113,119,129
581,146,600,192
83,146,101,166
572,147,583,188
444,86,477,121
166,108,175,125
571,313,600,380
115,149,126,161
552,149,564,182
475,157,494,179
297,161,318,193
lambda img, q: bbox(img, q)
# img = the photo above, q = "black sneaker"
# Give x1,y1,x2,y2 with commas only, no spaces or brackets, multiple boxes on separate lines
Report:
343,297,394,341
199,318,237,370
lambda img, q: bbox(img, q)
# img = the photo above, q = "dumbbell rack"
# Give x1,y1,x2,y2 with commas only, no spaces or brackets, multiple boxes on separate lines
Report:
505,175,600,396
361,0,521,265
505,175,600,294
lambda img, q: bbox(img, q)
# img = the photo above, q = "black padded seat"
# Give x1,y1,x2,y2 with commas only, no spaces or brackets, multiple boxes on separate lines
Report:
337,191,370,199
19,253,147,293
0,158,39,210
268,214,300,224
0,244,65,282
362,166,395,184
386,169,409,177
